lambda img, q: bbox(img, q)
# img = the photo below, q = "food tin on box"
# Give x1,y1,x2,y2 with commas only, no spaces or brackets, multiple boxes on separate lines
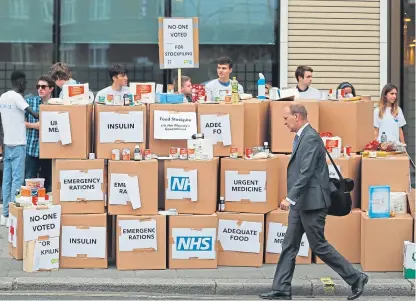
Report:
245,148,254,159
144,149,152,160
188,148,196,160
167,84,174,93
169,147,179,159
224,94,232,104
344,145,352,157
122,148,131,161
230,147,238,159
111,149,120,161
179,148,188,160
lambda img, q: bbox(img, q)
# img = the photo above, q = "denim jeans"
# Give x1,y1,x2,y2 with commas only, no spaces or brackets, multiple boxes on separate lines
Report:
2,145,26,217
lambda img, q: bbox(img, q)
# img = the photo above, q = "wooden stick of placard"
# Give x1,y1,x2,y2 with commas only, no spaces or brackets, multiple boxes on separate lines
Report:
178,68,182,93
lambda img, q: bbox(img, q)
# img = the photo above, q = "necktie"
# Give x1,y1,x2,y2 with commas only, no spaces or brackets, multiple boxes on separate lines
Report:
292,135,299,154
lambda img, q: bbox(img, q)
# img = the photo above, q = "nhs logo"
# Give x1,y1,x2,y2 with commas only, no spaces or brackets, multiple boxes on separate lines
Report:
170,177,190,192
176,236,213,251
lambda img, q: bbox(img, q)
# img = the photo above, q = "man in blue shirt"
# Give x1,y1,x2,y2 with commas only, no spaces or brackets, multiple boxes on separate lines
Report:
25,75,55,192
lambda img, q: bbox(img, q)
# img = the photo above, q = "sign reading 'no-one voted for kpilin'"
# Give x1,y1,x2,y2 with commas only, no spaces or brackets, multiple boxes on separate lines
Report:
154,110,197,140
266,222,310,257
32,237,60,271
23,206,61,242
99,111,144,143
218,220,263,254
160,18,198,69
225,171,267,202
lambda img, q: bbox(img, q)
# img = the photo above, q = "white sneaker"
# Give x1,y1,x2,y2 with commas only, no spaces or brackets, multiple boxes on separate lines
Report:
0,215,7,226
6,217,11,228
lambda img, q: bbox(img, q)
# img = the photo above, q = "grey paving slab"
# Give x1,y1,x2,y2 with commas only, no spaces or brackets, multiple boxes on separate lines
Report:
176,269,220,279
135,269,178,278
7,270,50,277
0,277,14,291
216,266,264,279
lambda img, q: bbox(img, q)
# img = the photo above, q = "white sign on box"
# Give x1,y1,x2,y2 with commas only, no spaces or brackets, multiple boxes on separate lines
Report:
59,169,104,202
187,139,213,160
328,165,341,179
322,136,342,158
61,226,106,258
62,83,93,104
266,222,310,257
32,237,60,271
218,219,262,254
109,173,141,209
130,83,156,103
199,114,232,146
154,110,197,140
171,228,216,259
8,214,17,248
162,18,195,69
225,171,267,202
99,111,144,143
390,192,407,214
41,111,72,145
118,219,158,252
23,205,61,242
166,168,198,201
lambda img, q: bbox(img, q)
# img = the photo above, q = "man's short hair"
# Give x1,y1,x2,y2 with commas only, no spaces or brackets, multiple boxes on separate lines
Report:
216,56,233,69
295,65,313,82
173,76,191,91
50,62,72,81
10,70,26,85
109,64,127,80
288,103,308,120
37,74,55,88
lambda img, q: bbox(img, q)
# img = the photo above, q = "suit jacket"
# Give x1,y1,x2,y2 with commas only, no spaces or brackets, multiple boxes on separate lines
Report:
287,124,331,211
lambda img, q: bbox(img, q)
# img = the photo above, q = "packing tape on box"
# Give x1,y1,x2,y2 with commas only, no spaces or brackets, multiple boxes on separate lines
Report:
132,247,156,253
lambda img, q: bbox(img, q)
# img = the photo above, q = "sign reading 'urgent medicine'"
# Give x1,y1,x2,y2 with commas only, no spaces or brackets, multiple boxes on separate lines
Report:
225,171,267,202
159,18,199,69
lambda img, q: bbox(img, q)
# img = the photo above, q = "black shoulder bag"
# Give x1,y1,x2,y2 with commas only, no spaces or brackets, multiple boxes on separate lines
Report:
326,149,354,216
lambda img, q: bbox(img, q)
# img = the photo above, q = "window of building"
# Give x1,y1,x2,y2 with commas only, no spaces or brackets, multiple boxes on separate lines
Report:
42,0,53,23
61,0,76,25
89,44,109,67
9,0,29,19
60,44,76,67
11,43,32,64
89,0,111,21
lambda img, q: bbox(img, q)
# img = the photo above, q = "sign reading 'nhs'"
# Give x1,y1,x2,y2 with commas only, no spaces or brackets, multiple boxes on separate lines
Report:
170,176,191,192
176,236,213,251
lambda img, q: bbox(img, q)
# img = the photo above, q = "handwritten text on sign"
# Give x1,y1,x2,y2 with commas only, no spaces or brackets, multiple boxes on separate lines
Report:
162,18,195,69
33,237,60,271
99,111,144,143
218,219,263,253
154,110,197,140
41,112,72,145
225,171,267,203
199,114,232,146
119,219,158,252
266,222,310,257
61,226,106,258
23,206,61,242
60,169,104,202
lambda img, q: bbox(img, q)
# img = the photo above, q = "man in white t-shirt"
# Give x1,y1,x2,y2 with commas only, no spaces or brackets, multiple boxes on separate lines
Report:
0,71,39,227
294,65,321,100
205,56,244,97
95,64,130,103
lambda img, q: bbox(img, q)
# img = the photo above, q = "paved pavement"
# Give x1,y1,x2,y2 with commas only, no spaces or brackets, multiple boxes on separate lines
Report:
0,219,414,298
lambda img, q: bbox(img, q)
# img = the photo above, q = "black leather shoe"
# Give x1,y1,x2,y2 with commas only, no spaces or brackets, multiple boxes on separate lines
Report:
259,290,292,300
347,273,369,300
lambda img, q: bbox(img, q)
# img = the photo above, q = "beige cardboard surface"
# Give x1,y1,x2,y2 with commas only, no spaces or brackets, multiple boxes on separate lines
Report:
270,101,319,153
276,154,290,205
319,101,373,152
169,214,218,269
108,160,158,215
39,104,92,159
220,157,279,214
8,204,24,260
265,209,312,264
164,158,219,214
52,159,106,214
149,103,197,156
361,156,410,211
361,212,413,272
60,213,107,269
242,99,270,149
316,209,361,264
94,104,147,159
116,215,166,270
197,103,244,157
217,212,264,267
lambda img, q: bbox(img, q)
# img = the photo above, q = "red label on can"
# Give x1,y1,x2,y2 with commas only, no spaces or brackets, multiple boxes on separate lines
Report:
344,146,352,156
170,147,178,155
245,148,253,158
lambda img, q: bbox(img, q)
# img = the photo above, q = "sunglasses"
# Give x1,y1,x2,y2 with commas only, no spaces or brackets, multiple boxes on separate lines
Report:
36,85,49,90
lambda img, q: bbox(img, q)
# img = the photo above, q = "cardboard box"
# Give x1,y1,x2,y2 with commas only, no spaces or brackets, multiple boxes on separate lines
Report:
265,209,312,264
361,212,413,272
39,104,92,159
197,103,244,157
116,215,166,270
270,101,319,153
327,155,361,208
94,104,147,159
316,209,361,264
169,214,218,269
60,213,107,269
242,99,270,149
149,103,197,156
409,189,416,243
108,160,158,215
52,159,106,214
220,157,279,214
164,158,219,214
319,101,374,152
217,212,264,267
361,156,410,211
8,203,24,260
276,154,290,205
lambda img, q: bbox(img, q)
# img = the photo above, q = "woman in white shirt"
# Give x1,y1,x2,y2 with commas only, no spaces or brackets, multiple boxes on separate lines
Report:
373,83,406,143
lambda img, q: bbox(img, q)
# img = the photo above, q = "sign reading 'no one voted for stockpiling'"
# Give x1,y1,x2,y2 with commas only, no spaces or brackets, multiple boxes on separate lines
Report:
158,17,199,69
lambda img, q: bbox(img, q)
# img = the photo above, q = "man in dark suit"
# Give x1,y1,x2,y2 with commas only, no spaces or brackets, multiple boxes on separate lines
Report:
260,104,368,300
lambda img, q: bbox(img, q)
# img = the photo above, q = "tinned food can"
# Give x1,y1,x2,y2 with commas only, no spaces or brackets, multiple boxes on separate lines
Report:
144,149,152,160
344,145,352,157
122,148,131,161
188,148,196,160
230,147,238,159
111,149,120,161
169,147,179,159
179,148,188,160
245,148,253,159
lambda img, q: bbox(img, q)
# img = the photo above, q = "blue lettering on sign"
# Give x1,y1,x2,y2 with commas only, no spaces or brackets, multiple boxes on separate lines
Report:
176,236,213,251
170,176,191,192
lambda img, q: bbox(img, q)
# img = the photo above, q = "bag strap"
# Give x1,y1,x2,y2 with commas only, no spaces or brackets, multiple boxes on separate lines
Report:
325,148,344,181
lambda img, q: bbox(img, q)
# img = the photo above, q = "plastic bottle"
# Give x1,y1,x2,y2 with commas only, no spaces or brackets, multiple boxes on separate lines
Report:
381,132,387,143
218,197,225,212
133,145,142,161
257,73,266,100
231,77,239,103
264,142,270,154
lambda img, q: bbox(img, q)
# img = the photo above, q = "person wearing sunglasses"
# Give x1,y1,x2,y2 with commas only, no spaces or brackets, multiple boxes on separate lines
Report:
0,71,39,227
24,75,55,194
